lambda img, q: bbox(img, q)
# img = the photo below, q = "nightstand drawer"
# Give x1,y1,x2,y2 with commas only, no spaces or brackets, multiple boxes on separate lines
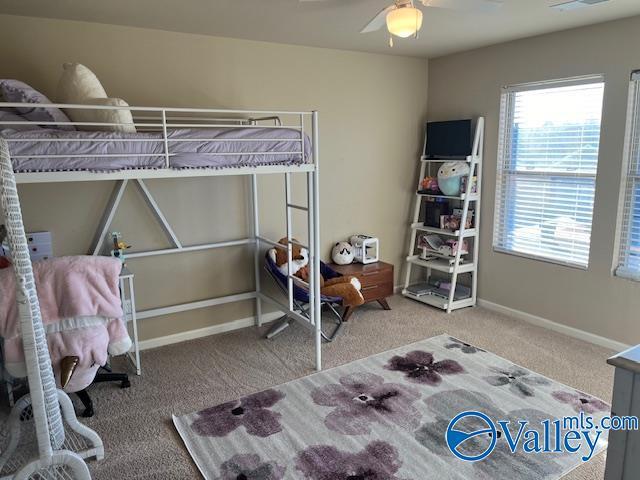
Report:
328,261,394,310
361,282,393,302
358,269,392,287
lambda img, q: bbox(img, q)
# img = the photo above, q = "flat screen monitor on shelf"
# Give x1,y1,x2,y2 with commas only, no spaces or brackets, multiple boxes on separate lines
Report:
424,119,472,159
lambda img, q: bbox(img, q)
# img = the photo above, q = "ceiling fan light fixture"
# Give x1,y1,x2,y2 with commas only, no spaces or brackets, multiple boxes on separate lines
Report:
386,6,423,38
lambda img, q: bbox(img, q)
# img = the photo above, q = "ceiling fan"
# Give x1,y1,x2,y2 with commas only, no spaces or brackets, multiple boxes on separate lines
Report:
300,0,503,46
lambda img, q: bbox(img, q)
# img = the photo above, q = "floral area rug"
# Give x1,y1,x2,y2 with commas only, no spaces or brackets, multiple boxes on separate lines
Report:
173,334,609,479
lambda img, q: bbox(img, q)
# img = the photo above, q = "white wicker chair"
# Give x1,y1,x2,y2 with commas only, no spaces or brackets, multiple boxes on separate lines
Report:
0,139,103,479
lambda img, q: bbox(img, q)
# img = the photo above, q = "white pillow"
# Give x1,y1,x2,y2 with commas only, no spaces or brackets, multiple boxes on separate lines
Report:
57,63,107,103
66,97,136,133
56,63,136,133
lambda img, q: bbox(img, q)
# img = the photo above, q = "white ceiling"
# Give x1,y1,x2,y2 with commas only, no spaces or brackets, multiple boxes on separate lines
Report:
2,0,640,58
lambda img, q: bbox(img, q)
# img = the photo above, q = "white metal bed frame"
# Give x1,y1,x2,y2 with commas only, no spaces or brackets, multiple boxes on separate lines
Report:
1,102,324,372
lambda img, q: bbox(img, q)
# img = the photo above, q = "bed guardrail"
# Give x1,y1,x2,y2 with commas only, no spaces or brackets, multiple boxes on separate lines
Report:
0,103,314,177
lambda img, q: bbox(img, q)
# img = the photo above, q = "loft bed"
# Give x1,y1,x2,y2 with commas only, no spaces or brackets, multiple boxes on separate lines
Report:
0,101,324,372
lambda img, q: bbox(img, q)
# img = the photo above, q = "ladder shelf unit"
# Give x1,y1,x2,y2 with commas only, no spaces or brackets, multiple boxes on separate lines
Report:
402,117,484,313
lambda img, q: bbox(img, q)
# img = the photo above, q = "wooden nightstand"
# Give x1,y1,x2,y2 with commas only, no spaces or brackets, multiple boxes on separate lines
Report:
329,261,394,311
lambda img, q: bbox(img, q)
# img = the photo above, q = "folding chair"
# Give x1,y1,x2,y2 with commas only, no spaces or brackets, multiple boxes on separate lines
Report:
264,252,352,342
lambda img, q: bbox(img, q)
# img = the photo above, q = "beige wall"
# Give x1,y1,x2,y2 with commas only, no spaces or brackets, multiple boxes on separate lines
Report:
428,15,640,346
0,15,428,341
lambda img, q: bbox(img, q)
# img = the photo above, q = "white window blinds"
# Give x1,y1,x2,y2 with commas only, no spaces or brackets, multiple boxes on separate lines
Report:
616,71,640,281
493,76,605,268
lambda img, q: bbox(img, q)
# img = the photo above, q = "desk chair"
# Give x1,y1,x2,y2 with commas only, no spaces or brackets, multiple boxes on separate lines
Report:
76,363,130,418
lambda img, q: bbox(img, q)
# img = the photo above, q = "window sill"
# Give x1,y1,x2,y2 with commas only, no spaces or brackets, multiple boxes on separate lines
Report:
614,267,640,283
492,247,589,271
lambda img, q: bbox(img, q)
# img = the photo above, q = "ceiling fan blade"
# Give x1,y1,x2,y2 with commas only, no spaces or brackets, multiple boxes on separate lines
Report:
421,0,503,13
360,5,396,34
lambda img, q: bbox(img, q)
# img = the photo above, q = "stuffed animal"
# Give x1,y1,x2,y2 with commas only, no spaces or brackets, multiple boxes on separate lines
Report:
269,238,364,307
437,161,470,196
271,238,309,277
109,231,131,265
331,241,354,265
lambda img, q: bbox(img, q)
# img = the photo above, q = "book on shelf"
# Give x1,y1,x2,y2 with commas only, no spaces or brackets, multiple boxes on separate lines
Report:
406,282,432,296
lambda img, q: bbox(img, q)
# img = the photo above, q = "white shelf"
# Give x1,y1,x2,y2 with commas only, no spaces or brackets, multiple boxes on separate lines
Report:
420,155,477,163
418,248,469,260
402,289,475,311
417,191,479,201
403,117,484,313
406,255,475,274
411,223,477,238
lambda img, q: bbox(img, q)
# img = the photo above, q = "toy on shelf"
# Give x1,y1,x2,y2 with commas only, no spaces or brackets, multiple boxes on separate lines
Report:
109,231,131,265
440,209,474,231
418,234,468,259
437,161,470,196
350,234,379,264
331,241,355,265
419,176,440,194
461,175,478,194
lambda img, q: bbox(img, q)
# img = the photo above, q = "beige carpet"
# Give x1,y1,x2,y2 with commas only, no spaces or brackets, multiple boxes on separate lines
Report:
81,295,616,479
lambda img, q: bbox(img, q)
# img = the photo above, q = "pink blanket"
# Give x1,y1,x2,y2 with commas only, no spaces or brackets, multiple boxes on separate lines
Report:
0,256,130,392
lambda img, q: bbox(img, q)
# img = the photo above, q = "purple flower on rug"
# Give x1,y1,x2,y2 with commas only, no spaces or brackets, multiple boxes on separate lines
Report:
552,390,609,414
191,389,285,438
385,350,464,386
444,336,485,354
217,454,285,480
484,366,550,398
296,440,403,480
311,372,421,435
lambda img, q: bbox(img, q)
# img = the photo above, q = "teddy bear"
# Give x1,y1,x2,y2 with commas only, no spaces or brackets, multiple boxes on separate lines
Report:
269,237,364,307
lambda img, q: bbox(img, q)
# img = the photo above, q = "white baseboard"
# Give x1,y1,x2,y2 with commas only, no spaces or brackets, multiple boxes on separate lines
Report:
138,311,282,351
137,285,405,351
477,298,630,352
137,295,628,354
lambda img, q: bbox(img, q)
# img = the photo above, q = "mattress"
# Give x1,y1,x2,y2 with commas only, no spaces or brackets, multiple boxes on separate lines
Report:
2,126,312,172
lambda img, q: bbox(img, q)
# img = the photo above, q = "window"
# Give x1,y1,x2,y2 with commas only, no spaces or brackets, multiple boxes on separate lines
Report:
616,71,640,281
493,76,605,268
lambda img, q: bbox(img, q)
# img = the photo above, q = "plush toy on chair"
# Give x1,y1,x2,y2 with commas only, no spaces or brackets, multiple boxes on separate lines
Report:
269,237,364,308
265,237,364,341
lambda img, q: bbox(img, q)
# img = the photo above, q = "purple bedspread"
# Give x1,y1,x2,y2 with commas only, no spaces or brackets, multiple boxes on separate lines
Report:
2,127,311,172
